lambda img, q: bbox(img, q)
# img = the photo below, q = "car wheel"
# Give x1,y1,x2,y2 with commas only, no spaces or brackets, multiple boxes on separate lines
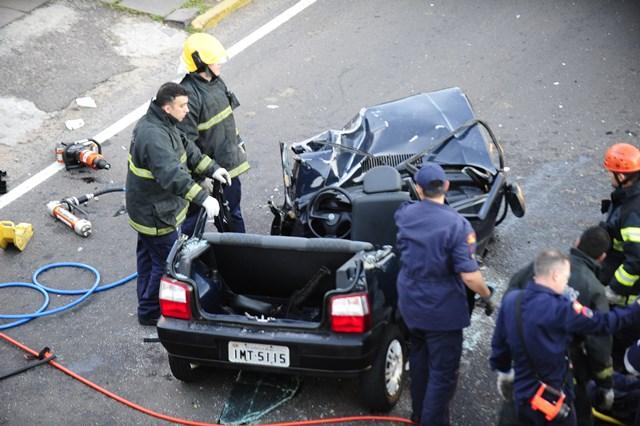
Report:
168,355,199,382
359,325,406,411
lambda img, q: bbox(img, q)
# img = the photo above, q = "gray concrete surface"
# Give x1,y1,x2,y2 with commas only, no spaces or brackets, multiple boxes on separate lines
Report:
1,0,639,425
0,0,48,13
120,0,183,17
0,6,23,27
165,7,199,27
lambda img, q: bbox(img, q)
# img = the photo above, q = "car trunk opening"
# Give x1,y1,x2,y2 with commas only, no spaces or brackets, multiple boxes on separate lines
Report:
179,233,374,322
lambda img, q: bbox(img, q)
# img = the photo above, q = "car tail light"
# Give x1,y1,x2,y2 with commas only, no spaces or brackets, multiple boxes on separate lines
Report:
329,292,371,333
159,276,192,320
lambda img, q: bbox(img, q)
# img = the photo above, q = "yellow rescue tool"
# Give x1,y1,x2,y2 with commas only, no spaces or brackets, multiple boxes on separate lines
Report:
0,221,33,251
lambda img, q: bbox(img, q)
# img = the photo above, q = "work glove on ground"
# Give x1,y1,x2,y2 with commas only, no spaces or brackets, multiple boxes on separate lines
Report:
496,369,515,400
202,196,220,220
199,177,214,194
212,168,232,186
594,386,615,411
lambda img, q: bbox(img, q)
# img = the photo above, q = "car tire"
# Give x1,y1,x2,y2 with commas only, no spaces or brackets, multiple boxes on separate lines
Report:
359,324,406,411
168,355,199,382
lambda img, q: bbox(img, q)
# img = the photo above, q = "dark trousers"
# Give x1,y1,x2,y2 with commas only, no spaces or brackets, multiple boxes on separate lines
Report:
571,350,594,426
181,176,245,236
409,329,463,426
223,176,245,233
136,231,178,319
516,401,576,426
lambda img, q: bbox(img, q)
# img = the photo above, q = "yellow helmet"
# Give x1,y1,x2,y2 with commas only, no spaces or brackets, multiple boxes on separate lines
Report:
182,33,228,73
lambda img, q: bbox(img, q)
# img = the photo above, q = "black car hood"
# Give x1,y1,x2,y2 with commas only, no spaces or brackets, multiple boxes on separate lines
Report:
286,87,500,196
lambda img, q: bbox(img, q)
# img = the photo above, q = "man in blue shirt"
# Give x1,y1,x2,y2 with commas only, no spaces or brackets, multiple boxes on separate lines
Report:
491,249,640,425
395,162,495,426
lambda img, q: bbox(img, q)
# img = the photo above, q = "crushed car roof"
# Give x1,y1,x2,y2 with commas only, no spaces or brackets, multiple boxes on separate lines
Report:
291,87,499,187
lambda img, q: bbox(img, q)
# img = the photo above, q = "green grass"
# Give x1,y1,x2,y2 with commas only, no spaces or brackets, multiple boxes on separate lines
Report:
100,0,209,24
181,0,210,15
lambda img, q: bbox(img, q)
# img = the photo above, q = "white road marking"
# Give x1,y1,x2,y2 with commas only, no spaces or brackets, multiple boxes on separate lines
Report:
0,0,317,211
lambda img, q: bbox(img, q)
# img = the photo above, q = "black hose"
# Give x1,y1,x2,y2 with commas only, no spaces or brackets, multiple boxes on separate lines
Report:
0,352,56,381
93,187,125,197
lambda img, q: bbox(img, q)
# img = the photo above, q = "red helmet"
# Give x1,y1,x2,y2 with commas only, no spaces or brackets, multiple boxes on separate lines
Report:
603,143,640,173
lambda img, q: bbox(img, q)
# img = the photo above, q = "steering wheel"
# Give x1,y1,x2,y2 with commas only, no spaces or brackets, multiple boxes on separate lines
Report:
306,186,353,239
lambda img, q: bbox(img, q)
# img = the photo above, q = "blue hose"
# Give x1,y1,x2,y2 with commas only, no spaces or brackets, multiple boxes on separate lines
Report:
0,262,136,330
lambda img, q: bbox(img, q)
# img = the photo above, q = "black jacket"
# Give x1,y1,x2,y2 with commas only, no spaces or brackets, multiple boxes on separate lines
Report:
602,180,640,298
126,101,218,236
507,248,613,388
178,74,249,178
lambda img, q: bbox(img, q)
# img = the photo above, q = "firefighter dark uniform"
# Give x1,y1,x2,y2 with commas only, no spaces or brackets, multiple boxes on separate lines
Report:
395,182,480,425
126,100,218,323
490,281,640,425
179,33,249,234
600,143,640,370
601,179,640,300
507,247,613,424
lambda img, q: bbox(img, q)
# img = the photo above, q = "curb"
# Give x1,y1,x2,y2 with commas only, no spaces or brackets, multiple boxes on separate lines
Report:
191,0,252,30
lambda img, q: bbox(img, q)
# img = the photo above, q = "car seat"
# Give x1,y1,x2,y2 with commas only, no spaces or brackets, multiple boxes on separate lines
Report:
350,166,411,247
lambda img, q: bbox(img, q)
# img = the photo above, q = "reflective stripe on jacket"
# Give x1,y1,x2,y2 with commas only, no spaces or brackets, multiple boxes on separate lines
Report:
605,181,640,297
126,101,218,236
178,73,249,178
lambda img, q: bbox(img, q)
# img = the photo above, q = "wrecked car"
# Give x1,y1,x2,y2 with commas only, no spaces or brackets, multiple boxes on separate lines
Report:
269,87,525,253
157,88,525,412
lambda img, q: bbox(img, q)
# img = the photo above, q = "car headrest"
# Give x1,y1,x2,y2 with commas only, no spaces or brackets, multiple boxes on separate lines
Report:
363,166,403,194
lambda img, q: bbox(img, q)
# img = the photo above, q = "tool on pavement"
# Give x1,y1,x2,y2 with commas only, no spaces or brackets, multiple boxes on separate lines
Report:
46,187,125,237
0,221,34,251
55,139,111,170
47,200,92,237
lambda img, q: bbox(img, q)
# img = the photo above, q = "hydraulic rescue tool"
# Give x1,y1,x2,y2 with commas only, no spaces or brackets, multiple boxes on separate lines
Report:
47,200,92,237
46,188,125,237
0,221,33,251
55,139,111,171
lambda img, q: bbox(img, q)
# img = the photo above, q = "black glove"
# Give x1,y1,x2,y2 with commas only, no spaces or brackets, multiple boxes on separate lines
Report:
480,286,496,316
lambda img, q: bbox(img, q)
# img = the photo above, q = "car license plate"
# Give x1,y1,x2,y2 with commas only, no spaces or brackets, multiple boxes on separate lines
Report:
228,341,290,367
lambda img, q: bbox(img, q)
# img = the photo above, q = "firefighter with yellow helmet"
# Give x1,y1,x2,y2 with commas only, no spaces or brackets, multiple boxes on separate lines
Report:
179,33,249,234
600,142,640,368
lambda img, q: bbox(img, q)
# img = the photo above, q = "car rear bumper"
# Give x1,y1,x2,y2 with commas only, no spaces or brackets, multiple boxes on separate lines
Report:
157,317,383,377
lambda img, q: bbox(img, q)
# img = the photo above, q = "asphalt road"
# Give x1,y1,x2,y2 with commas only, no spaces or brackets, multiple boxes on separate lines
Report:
1,0,639,425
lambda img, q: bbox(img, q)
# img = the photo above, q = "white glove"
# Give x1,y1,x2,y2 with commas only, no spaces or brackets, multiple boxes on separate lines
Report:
605,286,626,306
595,387,615,411
202,196,220,220
212,168,232,186
496,369,515,400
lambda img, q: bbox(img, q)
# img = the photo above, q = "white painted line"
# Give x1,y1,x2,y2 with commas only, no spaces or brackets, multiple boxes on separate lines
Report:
0,162,65,210
0,0,317,211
